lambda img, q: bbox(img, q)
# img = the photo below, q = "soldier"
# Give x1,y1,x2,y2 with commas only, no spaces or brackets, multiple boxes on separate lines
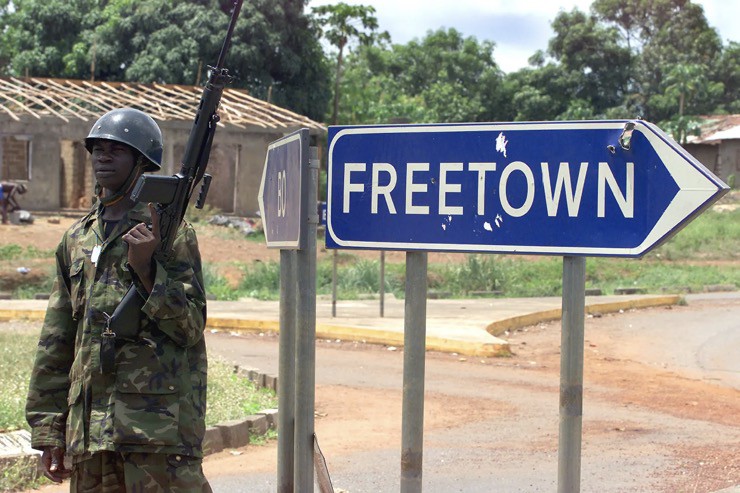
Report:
0,181,28,224
26,108,211,492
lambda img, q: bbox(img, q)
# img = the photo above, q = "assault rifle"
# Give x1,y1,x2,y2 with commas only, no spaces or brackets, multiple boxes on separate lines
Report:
104,0,243,344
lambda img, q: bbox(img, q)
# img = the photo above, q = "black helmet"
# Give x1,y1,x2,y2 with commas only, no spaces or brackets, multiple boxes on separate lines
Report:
85,108,163,172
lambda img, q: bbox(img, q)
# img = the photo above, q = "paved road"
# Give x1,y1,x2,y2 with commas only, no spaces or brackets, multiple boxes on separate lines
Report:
201,292,740,492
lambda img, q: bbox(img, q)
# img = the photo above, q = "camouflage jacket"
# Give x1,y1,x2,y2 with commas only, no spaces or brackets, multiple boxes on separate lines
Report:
26,201,208,458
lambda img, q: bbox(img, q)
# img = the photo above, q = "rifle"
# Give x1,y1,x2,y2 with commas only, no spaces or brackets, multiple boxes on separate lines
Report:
102,0,243,352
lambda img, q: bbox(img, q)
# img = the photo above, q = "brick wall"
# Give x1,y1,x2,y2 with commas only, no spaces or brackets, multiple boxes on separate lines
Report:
1,136,30,180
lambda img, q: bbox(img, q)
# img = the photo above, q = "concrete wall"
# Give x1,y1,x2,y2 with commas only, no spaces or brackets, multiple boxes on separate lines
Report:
686,140,740,184
0,115,304,216
717,140,740,183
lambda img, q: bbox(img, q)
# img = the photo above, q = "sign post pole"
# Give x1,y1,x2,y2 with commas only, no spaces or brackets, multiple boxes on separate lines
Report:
558,256,586,493
277,250,296,492
294,147,319,491
400,251,428,492
259,129,315,491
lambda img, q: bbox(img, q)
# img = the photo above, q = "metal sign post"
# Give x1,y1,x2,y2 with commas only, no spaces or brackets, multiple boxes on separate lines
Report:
401,252,428,492
278,250,297,492
259,130,317,492
558,256,586,493
294,147,319,490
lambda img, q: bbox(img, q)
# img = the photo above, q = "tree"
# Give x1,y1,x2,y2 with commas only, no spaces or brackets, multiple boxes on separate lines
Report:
715,42,740,114
312,2,388,124
1,0,100,77
548,9,632,116
1,0,331,121
335,28,506,124
591,0,723,121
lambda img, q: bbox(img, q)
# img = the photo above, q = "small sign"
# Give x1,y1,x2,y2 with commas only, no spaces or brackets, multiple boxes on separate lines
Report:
258,129,309,249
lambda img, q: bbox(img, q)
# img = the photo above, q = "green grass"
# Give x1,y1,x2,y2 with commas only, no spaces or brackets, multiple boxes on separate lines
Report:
0,455,48,492
647,207,740,260
0,327,276,434
0,324,278,491
216,205,739,300
206,356,278,426
0,245,55,261
0,327,36,432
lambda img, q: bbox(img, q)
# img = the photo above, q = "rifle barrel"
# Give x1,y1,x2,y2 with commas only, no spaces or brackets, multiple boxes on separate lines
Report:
216,0,243,69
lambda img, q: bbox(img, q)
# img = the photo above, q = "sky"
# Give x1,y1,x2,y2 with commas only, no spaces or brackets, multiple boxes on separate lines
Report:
307,0,739,73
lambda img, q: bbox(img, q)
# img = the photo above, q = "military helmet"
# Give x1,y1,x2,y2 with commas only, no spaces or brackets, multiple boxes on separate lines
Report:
85,108,163,172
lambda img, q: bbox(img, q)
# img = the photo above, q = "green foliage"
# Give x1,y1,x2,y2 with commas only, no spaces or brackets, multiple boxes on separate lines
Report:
0,326,36,433
335,28,504,124
205,357,277,426
0,244,23,260
1,0,330,121
0,455,50,492
312,2,389,124
0,244,53,260
648,207,740,260
202,263,238,301
1,0,733,124
0,324,276,432
238,261,281,300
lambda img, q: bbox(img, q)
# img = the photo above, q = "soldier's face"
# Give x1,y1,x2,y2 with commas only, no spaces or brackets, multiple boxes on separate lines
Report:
91,139,137,192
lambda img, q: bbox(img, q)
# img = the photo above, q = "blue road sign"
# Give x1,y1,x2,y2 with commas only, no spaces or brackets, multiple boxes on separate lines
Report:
259,129,309,249
325,121,728,257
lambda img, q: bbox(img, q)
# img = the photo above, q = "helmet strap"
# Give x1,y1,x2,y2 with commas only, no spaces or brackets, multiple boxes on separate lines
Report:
98,156,145,208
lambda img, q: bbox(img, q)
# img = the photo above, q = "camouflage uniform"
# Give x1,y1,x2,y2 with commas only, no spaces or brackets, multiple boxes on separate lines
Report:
26,200,208,490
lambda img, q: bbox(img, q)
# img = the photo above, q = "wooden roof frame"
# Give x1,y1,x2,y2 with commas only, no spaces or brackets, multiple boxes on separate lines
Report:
0,77,326,132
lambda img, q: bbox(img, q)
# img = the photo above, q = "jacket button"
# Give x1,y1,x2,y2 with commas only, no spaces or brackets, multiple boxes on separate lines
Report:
169,385,175,390
122,383,128,388
175,455,181,461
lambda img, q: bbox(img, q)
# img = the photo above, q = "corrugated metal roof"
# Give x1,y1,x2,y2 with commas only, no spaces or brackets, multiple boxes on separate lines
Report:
0,77,326,131
686,114,740,144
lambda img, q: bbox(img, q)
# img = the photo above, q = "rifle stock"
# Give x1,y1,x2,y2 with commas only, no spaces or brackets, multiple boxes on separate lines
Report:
107,0,243,340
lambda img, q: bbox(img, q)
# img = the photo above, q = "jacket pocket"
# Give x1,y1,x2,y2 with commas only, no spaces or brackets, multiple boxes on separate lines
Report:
113,377,180,446
65,380,86,454
68,258,85,321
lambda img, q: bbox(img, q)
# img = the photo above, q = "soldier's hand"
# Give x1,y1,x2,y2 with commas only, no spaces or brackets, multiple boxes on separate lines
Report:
123,203,161,292
40,446,71,483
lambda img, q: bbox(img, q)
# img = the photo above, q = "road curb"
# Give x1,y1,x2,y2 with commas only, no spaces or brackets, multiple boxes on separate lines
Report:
209,317,511,357
2,296,682,358
0,309,45,322
485,295,682,336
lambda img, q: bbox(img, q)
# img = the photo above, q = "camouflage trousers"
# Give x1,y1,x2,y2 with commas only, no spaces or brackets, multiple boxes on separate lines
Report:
70,451,212,493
